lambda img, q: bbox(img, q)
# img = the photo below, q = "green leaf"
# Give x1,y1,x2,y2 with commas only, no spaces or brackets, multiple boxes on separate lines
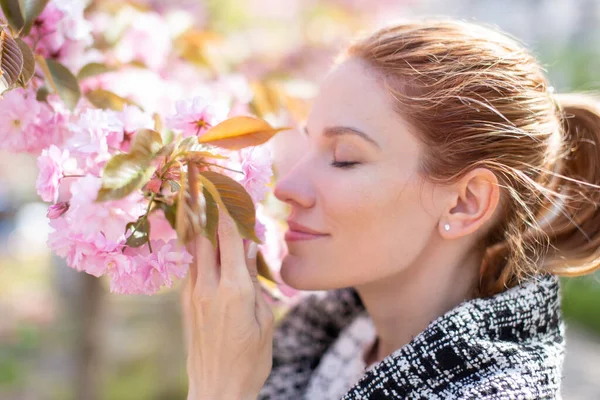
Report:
156,141,176,158
0,0,24,33
177,136,206,152
77,62,113,80
96,154,157,201
198,116,289,150
129,129,163,158
198,170,261,243
125,218,150,248
0,28,23,92
96,129,163,202
202,186,219,247
18,0,50,36
34,54,57,92
158,202,177,230
38,58,80,110
86,89,135,111
35,85,49,102
14,37,33,85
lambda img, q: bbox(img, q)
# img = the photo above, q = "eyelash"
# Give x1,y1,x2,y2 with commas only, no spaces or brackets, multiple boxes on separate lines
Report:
331,161,360,169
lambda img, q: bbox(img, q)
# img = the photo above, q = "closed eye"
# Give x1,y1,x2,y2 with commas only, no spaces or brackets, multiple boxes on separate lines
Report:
331,161,360,169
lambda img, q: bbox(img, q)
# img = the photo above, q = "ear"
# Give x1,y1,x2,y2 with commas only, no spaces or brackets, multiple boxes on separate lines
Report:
439,168,500,239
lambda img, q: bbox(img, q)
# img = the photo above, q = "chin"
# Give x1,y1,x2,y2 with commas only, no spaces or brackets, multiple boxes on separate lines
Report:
279,254,335,291
279,254,307,289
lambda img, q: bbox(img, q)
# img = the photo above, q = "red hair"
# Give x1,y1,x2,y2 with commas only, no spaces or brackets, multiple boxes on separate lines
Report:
343,20,600,296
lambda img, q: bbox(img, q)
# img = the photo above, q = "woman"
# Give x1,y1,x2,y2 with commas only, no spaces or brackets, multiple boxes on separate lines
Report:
181,19,600,399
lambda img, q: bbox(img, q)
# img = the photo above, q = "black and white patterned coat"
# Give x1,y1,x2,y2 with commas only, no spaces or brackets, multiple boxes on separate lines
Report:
258,275,565,399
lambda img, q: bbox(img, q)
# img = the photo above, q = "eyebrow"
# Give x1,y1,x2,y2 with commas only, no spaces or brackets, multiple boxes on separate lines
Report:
303,125,381,150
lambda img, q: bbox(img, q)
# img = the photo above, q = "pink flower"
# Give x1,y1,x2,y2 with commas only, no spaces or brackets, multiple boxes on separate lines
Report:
113,11,172,71
36,145,76,202
239,146,273,203
0,88,42,152
118,105,154,133
47,202,70,219
24,1,92,69
166,97,229,138
47,217,126,277
68,109,123,155
147,211,177,242
110,240,192,295
67,175,145,241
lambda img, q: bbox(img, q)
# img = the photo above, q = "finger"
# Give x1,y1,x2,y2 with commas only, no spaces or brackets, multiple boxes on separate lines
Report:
217,208,247,284
180,273,196,354
244,241,260,297
191,232,219,298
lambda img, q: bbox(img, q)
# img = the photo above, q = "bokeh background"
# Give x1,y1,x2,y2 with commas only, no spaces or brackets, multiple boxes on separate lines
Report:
1,0,600,399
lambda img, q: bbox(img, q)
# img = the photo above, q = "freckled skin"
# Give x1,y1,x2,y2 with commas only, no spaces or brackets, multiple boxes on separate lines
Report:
273,58,444,290
272,57,497,362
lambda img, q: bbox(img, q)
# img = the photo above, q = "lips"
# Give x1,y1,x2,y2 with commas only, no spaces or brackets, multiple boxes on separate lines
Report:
285,220,329,241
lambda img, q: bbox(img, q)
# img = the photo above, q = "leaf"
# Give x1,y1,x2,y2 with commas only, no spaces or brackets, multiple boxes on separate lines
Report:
0,0,24,33
174,29,223,72
175,164,204,244
19,0,50,36
96,154,157,201
257,250,276,282
34,54,57,92
168,179,180,192
125,217,150,248
15,38,33,84
177,136,206,152
159,201,177,230
96,129,163,201
40,58,81,110
198,116,289,150
186,151,228,162
35,85,49,102
202,186,218,247
0,28,23,91
77,62,113,80
86,89,135,111
198,170,261,243
153,113,162,132
129,129,163,158
249,80,282,119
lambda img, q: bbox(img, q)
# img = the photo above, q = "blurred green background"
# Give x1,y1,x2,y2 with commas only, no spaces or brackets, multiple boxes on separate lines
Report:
2,0,600,399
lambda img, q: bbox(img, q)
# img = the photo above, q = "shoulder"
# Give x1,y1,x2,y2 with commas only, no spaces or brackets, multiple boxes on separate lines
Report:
456,368,563,399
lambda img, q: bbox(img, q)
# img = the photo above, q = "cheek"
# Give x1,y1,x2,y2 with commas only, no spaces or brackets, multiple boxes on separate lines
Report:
323,174,436,279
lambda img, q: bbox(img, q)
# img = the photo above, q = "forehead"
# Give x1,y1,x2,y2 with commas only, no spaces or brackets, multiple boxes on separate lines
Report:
308,57,416,150
312,58,391,120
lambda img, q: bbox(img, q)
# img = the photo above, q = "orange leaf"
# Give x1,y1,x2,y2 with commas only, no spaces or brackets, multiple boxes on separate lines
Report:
198,116,289,150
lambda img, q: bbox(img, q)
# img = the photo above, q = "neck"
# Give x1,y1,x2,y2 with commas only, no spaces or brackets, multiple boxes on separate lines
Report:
354,240,482,365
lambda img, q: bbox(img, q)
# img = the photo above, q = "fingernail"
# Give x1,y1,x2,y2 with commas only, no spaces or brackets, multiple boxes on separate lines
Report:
247,243,258,259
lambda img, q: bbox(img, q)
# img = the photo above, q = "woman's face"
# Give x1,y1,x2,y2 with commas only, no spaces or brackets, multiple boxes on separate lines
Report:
273,57,447,290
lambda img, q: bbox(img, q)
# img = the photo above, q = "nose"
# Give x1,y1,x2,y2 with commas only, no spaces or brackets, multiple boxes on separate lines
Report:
273,155,315,210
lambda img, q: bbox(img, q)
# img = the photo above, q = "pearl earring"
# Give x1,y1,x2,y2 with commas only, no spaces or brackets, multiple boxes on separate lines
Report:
444,224,450,232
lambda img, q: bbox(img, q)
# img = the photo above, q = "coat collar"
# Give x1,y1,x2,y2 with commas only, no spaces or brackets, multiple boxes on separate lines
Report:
260,275,564,399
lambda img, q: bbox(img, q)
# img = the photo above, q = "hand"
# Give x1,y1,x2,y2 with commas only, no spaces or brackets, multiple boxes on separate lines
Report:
181,208,274,400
